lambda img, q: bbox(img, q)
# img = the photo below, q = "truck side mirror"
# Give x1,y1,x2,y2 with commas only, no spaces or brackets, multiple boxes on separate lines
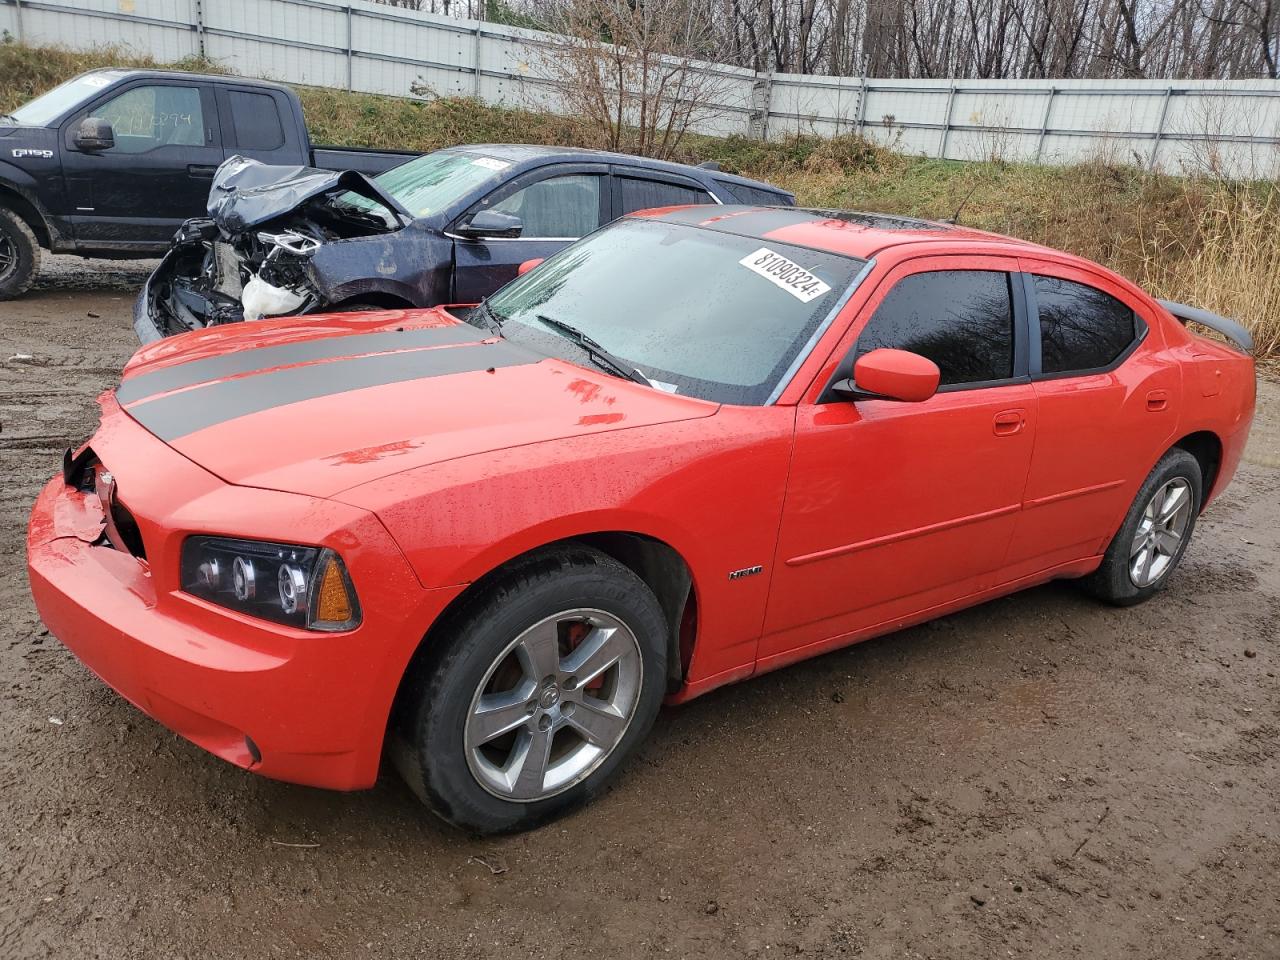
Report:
456,210,523,240
75,117,115,152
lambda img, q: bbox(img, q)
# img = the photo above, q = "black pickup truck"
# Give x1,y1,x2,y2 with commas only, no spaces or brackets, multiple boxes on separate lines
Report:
0,69,417,298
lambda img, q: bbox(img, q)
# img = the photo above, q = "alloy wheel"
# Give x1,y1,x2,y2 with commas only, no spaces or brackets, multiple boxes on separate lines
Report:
1129,477,1193,588
0,233,15,280
464,608,643,802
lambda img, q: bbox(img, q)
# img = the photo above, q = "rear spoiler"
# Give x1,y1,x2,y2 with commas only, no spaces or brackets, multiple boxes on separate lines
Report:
1158,299,1254,352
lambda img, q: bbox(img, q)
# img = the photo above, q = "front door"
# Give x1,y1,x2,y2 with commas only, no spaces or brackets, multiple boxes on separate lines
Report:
760,258,1037,662
60,80,223,247
451,165,609,303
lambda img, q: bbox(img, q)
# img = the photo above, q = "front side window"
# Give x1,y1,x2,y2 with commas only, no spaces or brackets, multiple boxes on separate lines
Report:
1034,276,1137,374
856,270,1015,386
94,85,205,154
484,219,865,405
489,174,601,238
617,177,715,216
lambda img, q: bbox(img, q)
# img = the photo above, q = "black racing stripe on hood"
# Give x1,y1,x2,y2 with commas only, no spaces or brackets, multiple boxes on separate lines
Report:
127,340,536,442
117,324,485,404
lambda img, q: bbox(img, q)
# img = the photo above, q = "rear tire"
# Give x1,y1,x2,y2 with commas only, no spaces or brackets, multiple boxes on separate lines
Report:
1081,448,1202,606
0,207,40,301
391,546,668,834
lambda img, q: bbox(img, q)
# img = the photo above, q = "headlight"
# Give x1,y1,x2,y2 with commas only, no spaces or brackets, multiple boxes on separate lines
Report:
180,536,361,631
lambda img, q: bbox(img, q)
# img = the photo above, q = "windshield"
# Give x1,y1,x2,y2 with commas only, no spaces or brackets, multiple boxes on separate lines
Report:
9,72,125,126
363,150,511,218
486,219,865,405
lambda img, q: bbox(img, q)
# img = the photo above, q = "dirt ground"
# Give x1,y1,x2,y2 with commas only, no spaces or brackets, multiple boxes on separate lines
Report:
1,256,1277,960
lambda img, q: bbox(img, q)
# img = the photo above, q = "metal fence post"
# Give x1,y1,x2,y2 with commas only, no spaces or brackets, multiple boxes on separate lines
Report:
13,0,23,44
1034,85,1055,161
1149,86,1173,170
191,0,205,59
856,76,868,138
472,23,482,97
749,71,773,140
938,83,956,158
345,6,354,92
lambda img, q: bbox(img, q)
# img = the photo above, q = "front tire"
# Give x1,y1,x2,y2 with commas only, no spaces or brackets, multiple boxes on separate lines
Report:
0,207,40,301
392,546,668,834
1082,448,1202,606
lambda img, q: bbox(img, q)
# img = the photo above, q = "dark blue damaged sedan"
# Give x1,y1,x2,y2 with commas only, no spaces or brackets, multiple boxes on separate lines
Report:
135,144,794,342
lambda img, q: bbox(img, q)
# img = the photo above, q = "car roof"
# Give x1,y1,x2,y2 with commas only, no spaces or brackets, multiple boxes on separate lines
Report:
87,68,296,93
641,205,1058,260
444,144,791,196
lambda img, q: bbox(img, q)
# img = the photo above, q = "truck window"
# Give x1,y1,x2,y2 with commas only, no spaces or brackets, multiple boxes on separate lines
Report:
228,91,286,151
95,85,204,154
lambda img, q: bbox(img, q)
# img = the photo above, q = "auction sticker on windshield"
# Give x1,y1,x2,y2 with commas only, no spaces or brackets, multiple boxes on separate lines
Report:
738,248,832,303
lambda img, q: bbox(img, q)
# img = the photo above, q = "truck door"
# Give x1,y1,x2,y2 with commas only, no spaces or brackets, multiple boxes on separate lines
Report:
60,80,223,248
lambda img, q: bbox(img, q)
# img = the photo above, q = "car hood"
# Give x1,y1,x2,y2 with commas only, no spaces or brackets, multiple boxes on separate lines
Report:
115,308,718,498
208,154,412,231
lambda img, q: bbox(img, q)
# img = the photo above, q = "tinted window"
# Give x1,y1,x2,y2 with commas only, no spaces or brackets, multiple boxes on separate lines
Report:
721,181,788,206
490,174,601,238
1034,276,1137,374
486,219,865,405
617,177,714,215
856,270,1014,386
228,91,284,150
94,85,204,154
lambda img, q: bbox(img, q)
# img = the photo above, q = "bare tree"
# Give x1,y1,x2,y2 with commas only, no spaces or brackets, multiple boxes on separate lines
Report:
533,0,736,158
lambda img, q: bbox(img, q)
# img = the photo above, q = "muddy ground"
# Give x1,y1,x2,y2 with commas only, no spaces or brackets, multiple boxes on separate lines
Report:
1,255,1277,960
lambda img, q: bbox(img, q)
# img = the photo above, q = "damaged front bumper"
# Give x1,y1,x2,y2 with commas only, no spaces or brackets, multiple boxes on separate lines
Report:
26,397,459,790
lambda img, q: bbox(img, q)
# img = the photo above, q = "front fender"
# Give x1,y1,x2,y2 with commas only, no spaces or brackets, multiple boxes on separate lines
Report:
334,408,798,684
308,228,451,307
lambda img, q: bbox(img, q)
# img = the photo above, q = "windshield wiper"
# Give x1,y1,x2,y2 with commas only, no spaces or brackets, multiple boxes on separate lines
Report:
470,299,505,335
535,314,650,386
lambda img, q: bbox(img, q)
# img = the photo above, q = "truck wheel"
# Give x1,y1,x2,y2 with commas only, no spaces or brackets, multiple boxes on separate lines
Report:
1081,448,1202,606
391,546,668,834
0,207,40,300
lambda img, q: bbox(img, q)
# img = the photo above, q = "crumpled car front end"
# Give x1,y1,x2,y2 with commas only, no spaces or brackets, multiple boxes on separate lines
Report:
135,155,411,342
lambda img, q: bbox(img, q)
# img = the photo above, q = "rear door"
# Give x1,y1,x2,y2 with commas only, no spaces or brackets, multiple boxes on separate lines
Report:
761,256,1038,659
451,162,609,303
60,79,223,246
1001,260,1178,579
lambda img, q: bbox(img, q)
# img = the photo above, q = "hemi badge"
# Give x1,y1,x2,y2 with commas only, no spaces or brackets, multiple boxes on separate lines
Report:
728,565,763,581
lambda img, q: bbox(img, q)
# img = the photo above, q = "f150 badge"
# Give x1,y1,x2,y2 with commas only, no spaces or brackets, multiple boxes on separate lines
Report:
12,149,54,159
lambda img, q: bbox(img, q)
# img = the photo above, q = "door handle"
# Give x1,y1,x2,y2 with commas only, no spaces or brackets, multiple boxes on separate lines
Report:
992,409,1026,436
1146,389,1170,412
187,164,217,179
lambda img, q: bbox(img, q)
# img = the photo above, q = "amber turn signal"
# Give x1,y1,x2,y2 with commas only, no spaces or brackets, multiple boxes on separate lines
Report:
312,551,357,627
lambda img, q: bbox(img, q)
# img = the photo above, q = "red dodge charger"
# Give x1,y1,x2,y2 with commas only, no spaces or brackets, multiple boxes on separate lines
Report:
28,206,1256,832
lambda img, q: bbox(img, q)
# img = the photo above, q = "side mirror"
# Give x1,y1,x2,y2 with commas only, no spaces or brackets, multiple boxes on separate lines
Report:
456,210,523,240
517,258,544,276
75,117,115,152
833,348,940,402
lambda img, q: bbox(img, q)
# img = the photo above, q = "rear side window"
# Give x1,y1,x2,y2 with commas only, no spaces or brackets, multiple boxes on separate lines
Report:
228,91,285,150
617,176,715,215
856,270,1015,386
721,181,788,206
1034,276,1137,374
